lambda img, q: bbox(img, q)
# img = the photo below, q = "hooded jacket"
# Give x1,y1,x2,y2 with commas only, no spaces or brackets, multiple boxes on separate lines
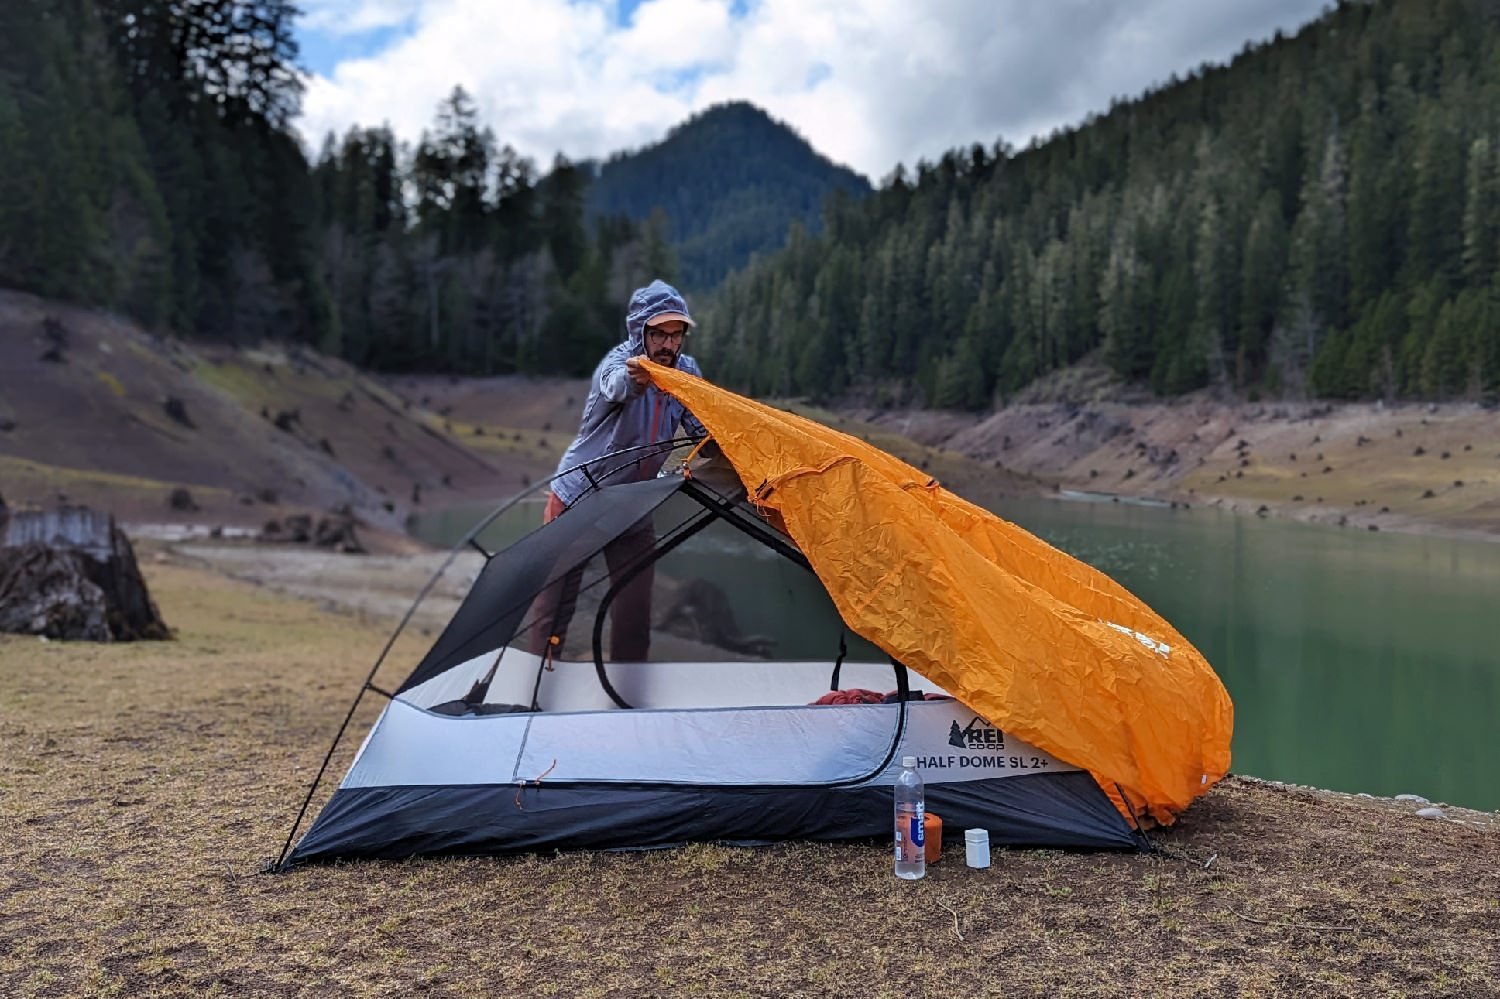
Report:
550,280,707,505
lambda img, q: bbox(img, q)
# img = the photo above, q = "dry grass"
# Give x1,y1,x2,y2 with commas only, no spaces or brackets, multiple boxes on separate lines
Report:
0,454,234,514
2,554,1497,998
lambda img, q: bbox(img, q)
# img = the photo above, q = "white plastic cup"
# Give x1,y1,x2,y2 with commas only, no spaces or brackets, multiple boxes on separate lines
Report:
965,828,991,869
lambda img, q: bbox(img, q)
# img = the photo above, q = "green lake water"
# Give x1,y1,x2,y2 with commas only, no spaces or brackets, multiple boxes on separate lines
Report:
409,492,1500,811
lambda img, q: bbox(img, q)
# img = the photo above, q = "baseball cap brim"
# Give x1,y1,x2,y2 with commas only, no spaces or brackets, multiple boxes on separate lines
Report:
645,311,695,328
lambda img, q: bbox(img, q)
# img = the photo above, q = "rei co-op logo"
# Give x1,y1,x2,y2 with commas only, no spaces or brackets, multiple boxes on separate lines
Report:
1103,620,1172,659
949,717,1005,750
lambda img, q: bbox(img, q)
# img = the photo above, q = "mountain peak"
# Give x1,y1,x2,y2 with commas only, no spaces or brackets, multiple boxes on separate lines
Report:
588,101,871,289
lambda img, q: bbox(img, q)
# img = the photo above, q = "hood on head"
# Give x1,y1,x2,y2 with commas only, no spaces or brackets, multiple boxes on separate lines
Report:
625,279,694,354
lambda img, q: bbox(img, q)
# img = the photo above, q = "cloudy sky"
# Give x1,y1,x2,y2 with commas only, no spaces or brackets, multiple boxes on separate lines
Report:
294,0,1329,181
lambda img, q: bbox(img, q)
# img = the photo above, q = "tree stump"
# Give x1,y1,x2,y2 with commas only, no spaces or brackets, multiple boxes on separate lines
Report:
260,510,366,554
0,506,171,641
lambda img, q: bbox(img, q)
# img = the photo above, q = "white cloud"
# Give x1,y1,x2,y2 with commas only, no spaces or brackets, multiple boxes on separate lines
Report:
295,0,1328,180
613,0,737,71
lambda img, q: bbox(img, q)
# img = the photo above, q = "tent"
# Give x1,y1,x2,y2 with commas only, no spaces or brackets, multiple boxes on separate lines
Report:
279,367,1232,866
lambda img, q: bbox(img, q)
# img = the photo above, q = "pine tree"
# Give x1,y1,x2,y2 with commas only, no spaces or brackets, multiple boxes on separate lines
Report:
1099,235,1151,380
640,208,677,285
1289,124,1350,356
412,87,495,254
1419,296,1466,397
99,0,304,128
1407,108,1466,287
1400,276,1447,394
1346,82,1397,317
539,154,589,281
1461,136,1498,288
1237,192,1287,387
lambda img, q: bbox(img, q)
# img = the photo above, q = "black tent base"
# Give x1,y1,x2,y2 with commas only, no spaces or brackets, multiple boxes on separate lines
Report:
286,771,1136,865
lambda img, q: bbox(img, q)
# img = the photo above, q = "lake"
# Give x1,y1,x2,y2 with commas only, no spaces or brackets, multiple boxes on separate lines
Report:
410,490,1500,812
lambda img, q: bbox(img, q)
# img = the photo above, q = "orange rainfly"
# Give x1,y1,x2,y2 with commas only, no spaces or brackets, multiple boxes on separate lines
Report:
647,360,1234,826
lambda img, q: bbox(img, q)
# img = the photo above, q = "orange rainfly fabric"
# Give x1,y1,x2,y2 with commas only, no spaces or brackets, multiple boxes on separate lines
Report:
647,361,1233,825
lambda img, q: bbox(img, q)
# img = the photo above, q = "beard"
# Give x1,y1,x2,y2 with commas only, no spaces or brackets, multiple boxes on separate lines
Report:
651,348,679,367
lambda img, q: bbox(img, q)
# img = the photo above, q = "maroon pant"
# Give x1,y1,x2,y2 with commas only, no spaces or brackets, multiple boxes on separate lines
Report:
527,491,656,662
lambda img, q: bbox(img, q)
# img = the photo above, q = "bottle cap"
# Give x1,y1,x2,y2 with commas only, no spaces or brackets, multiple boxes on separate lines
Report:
901,756,917,769
965,828,989,842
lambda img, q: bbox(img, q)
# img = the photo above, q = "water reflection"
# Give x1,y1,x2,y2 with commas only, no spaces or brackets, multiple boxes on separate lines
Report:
1002,496,1500,811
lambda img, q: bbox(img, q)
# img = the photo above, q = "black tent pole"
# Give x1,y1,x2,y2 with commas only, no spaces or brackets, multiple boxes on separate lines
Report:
267,438,704,871
588,510,718,708
267,478,554,872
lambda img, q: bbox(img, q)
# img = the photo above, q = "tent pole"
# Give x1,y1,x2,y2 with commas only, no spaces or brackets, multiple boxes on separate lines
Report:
267,477,557,872
266,683,379,873
829,634,848,691
269,440,704,869
1115,782,1157,854
588,510,717,708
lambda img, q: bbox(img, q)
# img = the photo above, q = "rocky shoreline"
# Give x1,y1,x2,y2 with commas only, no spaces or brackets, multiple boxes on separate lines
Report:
854,395,1500,543
1228,774,1497,831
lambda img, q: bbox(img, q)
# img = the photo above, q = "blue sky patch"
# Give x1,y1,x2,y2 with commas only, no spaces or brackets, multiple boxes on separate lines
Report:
616,0,752,28
298,21,413,77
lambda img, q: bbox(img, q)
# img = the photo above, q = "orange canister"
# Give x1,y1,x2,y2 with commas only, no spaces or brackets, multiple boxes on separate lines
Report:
924,811,943,864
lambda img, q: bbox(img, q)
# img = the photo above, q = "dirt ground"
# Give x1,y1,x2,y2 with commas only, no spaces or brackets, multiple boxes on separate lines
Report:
0,553,1496,998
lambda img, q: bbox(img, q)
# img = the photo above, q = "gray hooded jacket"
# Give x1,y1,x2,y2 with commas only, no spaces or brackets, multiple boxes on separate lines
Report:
550,280,706,505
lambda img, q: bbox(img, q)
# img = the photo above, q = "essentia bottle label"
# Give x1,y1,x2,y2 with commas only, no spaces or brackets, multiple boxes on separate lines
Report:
895,802,925,858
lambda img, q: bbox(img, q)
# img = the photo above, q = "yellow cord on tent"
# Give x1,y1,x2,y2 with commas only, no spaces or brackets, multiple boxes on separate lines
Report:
680,434,715,474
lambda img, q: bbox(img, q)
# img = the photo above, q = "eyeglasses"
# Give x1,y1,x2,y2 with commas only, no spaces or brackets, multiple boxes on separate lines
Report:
646,326,687,344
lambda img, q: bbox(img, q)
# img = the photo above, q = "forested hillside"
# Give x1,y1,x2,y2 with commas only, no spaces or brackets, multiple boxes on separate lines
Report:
702,0,1500,407
0,0,328,343
7,1,1499,405
586,102,871,290
0,1,681,377
305,86,676,375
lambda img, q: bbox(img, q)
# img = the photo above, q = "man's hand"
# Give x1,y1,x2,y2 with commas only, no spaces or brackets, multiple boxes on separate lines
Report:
626,356,652,386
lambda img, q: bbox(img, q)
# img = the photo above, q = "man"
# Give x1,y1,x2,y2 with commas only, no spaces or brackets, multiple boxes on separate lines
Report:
529,279,707,663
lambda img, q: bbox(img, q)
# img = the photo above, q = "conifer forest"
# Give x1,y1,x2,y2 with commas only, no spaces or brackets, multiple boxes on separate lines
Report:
2,0,1498,405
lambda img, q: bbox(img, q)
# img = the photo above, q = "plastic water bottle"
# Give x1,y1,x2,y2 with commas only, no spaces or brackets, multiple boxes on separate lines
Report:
894,756,926,880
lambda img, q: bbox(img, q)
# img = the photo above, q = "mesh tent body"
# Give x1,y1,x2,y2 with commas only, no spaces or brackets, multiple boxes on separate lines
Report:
286,381,1231,863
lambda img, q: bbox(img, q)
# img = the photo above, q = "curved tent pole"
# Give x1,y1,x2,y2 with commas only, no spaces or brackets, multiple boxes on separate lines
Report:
587,509,719,708
561,436,705,503
456,437,707,707
818,658,912,790
584,474,813,708
829,635,848,692
268,436,703,872
586,479,915,789
267,475,551,872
